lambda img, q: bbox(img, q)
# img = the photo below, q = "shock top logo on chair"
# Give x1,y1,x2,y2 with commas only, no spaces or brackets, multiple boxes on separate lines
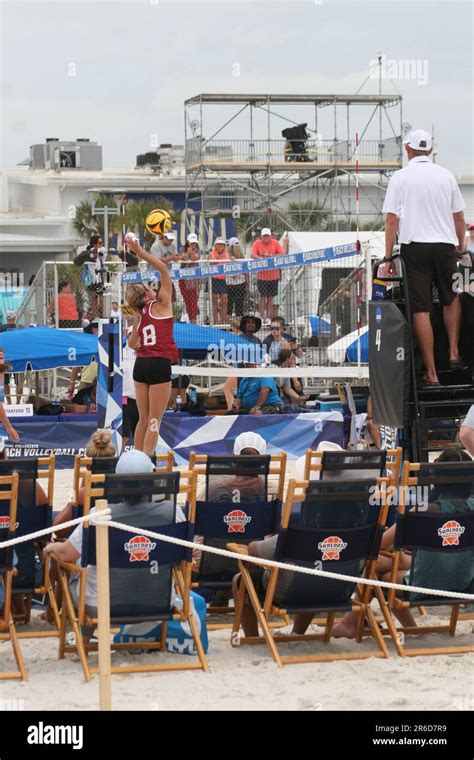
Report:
437,521,465,547
317,535,348,560
123,535,157,562
223,510,252,534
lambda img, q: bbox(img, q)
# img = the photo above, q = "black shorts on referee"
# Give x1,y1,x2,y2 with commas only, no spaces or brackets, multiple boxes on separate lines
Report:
401,242,458,313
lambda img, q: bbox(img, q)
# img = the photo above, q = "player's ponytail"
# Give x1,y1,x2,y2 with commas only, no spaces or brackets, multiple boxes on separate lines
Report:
121,285,146,319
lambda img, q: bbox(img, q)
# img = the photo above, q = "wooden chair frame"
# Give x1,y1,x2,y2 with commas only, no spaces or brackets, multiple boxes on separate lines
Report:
303,446,402,487
189,451,289,629
230,477,391,667
0,455,61,639
0,473,28,680
371,460,474,657
55,469,208,681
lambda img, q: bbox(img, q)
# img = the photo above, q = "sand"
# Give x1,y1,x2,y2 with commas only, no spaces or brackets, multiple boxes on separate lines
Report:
0,467,472,712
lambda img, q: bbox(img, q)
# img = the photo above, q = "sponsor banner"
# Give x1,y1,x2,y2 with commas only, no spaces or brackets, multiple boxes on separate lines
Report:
0,412,343,469
4,404,33,417
121,243,359,284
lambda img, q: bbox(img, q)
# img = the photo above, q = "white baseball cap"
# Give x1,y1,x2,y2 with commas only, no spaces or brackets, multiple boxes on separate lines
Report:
403,129,432,151
214,238,226,245
261,228,272,236
233,432,267,456
164,232,176,240
6,310,16,319
186,233,198,244
227,236,240,246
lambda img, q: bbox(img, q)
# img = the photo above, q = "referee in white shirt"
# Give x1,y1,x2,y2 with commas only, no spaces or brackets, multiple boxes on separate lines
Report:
383,130,466,386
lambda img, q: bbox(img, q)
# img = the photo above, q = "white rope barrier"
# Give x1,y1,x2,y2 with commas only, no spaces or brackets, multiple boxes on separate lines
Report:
2,513,472,603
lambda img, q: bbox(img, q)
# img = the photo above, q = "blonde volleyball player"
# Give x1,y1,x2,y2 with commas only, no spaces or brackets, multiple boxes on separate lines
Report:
121,234,179,457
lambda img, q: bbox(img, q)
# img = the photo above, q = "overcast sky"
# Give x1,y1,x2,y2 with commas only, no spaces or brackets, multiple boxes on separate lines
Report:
1,0,472,173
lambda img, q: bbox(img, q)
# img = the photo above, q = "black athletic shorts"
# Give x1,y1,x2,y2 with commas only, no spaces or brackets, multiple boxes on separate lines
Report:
133,357,172,385
122,397,139,438
401,242,458,313
257,279,279,298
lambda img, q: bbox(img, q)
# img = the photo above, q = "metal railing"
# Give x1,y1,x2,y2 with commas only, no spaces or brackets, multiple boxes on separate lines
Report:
186,139,398,166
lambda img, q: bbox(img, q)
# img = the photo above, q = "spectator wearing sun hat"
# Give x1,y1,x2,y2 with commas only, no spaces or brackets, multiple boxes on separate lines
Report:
383,129,466,386
209,238,230,324
251,228,284,324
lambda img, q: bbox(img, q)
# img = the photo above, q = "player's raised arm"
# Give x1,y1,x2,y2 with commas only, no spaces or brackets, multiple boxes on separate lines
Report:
124,234,173,299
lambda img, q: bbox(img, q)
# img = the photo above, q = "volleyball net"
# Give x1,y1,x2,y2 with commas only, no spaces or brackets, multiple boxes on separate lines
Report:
120,240,377,382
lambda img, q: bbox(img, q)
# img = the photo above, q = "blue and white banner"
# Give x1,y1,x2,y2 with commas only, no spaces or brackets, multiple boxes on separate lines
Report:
121,243,359,284
155,411,344,465
97,320,123,453
0,411,343,469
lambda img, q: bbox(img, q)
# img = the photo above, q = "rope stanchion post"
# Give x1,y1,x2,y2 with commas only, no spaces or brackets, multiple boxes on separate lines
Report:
95,499,112,711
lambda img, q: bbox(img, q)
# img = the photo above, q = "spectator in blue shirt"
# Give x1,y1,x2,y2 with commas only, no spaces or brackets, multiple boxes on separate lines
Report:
231,369,282,415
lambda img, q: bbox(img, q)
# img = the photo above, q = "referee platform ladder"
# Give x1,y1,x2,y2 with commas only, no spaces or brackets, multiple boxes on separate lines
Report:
370,255,474,462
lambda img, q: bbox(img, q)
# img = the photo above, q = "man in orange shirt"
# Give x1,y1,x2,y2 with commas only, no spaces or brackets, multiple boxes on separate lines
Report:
250,228,284,323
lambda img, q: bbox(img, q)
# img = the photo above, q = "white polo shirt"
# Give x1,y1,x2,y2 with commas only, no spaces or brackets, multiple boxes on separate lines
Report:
382,156,465,245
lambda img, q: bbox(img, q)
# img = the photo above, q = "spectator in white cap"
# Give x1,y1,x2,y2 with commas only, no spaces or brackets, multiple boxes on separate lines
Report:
44,448,185,639
150,230,181,268
179,234,201,323
251,227,284,324
198,431,272,504
209,238,230,324
383,129,466,386
227,236,248,318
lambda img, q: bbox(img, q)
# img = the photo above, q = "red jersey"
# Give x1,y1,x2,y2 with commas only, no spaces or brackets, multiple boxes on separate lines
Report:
137,301,179,363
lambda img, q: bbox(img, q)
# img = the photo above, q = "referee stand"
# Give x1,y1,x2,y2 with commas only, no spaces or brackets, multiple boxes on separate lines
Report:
369,254,474,462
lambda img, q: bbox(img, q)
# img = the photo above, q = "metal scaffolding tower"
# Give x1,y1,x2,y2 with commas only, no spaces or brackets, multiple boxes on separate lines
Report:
184,92,403,241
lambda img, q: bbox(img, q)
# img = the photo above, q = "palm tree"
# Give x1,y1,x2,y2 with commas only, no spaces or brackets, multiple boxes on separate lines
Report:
72,194,122,246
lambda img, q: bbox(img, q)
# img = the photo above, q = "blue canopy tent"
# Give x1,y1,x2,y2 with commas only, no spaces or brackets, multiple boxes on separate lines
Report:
308,315,331,336
174,322,263,361
0,327,98,371
0,323,263,371
345,328,369,362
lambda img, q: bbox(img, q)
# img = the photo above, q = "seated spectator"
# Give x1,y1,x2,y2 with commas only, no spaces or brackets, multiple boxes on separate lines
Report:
232,441,373,636
200,432,274,502
67,323,98,405
53,430,117,537
239,316,262,345
459,404,474,457
168,374,190,410
0,310,17,333
263,318,292,362
48,281,81,328
230,365,282,415
44,449,185,641
333,447,474,639
0,437,49,617
263,316,300,356
274,349,308,409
